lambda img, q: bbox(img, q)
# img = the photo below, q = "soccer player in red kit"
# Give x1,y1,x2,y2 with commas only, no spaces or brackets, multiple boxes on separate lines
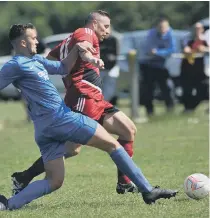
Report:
11,10,138,195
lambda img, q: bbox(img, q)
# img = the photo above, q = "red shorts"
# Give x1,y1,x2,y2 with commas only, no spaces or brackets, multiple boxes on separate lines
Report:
64,89,119,124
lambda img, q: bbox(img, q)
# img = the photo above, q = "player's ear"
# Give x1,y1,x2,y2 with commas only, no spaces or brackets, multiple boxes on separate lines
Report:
92,20,98,29
20,39,27,48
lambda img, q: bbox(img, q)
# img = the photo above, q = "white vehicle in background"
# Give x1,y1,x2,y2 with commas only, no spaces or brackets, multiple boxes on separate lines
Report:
43,33,70,50
116,29,191,101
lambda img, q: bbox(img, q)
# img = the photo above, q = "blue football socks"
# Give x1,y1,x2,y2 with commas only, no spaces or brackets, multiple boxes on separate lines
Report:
8,179,51,210
110,147,153,193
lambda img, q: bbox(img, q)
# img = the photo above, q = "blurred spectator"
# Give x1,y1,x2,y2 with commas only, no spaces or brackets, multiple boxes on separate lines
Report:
100,34,119,105
139,17,176,116
204,29,210,46
180,22,209,113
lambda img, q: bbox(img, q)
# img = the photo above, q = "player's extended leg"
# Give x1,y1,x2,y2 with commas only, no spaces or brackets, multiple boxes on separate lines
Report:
102,110,137,193
0,157,65,210
11,142,81,195
85,123,177,204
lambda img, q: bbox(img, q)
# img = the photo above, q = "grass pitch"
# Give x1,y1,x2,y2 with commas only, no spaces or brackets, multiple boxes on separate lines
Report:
0,101,209,218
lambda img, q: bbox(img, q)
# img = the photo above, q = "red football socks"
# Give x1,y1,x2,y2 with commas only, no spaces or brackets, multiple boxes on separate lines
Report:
117,139,134,184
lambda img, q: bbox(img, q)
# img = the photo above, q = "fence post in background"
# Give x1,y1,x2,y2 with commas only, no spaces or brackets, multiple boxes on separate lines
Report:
127,49,140,122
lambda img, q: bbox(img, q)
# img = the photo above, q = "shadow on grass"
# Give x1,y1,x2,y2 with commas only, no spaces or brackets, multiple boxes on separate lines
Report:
22,198,142,211
3,119,32,129
174,196,190,202
22,196,180,211
148,110,197,123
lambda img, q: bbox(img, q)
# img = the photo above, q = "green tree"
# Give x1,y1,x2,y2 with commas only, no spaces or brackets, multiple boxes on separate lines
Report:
0,1,208,55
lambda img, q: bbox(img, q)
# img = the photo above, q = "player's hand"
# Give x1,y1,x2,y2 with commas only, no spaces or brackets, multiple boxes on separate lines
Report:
148,48,157,56
151,48,157,55
77,42,96,53
91,58,105,69
184,46,192,54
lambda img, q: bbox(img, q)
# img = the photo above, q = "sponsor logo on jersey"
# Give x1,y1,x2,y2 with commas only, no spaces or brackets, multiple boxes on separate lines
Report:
38,71,49,81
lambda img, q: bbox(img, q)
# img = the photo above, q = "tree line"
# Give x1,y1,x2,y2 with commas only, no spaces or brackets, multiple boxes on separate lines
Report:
0,1,208,55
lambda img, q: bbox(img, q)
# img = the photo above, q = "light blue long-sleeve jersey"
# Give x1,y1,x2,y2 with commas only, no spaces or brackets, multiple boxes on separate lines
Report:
141,28,176,68
0,54,68,121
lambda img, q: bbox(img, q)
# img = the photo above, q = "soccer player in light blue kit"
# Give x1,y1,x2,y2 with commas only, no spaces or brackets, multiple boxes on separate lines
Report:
0,23,177,210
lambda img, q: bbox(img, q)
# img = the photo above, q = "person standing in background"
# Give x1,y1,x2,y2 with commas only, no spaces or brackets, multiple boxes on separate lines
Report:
139,17,176,116
180,22,209,113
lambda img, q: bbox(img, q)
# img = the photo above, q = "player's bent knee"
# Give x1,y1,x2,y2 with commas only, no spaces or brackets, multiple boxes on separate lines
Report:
103,141,120,153
65,148,80,158
44,157,65,191
88,137,119,153
130,123,137,136
65,151,78,158
50,178,64,191
127,118,137,135
86,124,121,154
73,146,81,155
64,143,81,158
125,124,137,141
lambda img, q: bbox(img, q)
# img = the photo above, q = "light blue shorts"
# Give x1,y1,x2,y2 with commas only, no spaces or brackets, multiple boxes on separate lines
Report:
34,106,97,163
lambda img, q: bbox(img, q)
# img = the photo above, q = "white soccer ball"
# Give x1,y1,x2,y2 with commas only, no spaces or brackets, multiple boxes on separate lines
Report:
0,202,6,210
184,173,210,200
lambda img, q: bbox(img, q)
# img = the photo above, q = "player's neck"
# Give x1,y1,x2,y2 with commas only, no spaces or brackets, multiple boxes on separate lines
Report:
85,24,94,31
14,49,33,58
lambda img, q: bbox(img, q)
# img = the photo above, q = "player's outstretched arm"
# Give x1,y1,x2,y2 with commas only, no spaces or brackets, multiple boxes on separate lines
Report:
39,41,96,75
79,50,104,69
61,42,96,74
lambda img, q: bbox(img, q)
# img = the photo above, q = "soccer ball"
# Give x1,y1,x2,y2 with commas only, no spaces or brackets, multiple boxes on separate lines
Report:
0,202,6,210
184,173,210,200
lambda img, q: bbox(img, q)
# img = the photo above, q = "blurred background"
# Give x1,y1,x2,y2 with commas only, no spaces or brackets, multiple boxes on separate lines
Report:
0,1,209,120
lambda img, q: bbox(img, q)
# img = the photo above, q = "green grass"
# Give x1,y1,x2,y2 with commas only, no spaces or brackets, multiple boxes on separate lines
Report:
0,101,209,218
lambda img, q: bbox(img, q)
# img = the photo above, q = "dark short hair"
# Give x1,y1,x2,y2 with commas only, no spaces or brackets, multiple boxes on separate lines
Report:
85,10,110,24
9,23,35,42
94,10,110,18
157,16,169,25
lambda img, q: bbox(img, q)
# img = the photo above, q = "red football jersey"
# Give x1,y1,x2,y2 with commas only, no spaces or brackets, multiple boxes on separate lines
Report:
49,28,103,100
